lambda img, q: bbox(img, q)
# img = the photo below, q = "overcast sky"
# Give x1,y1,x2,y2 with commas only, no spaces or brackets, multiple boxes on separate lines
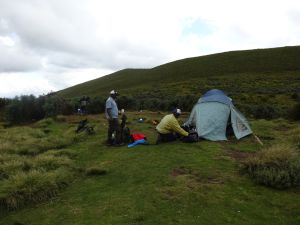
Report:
0,0,299,98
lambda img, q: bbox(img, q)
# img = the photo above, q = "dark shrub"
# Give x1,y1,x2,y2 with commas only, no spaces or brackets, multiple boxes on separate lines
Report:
4,95,46,124
87,96,106,114
43,96,73,117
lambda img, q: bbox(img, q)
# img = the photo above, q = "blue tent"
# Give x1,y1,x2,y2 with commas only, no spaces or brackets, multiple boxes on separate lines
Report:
185,89,252,141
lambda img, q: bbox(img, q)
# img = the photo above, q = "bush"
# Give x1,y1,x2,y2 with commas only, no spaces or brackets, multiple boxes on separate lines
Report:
35,118,54,128
3,95,75,125
43,96,73,117
241,144,300,189
86,96,106,114
4,95,45,124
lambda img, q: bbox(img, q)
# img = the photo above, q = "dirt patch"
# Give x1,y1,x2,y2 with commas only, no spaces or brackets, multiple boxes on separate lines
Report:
225,149,255,161
205,177,224,184
220,142,256,161
171,167,192,177
171,167,224,187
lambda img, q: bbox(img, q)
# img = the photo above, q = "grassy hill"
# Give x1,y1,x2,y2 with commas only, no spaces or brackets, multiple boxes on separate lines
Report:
56,46,300,119
58,46,300,99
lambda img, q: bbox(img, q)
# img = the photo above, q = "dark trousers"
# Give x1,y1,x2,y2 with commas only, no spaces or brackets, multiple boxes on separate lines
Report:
107,119,121,144
157,132,178,144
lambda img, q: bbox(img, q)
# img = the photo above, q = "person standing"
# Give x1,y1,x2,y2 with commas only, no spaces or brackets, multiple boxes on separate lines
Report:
156,108,189,144
105,90,121,146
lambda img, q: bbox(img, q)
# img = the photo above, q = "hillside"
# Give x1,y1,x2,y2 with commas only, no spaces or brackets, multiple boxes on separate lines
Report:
58,46,300,99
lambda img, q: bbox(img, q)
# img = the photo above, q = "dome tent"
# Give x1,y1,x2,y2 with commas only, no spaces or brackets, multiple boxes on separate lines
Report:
184,89,252,141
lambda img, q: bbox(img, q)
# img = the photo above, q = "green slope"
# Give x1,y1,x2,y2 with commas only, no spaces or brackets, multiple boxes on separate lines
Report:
58,46,300,99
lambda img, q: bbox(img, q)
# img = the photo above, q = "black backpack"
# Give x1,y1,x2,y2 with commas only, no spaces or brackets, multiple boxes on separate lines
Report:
122,127,131,143
181,132,198,143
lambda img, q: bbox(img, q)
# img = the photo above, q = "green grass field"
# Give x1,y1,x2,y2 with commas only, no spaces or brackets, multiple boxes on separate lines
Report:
0,112,299,225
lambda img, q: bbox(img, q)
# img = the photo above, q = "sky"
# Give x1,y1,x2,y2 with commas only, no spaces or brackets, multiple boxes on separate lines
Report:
0,0,300,98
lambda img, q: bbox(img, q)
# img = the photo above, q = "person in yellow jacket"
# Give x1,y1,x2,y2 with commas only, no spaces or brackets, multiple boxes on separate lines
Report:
156,108,189,144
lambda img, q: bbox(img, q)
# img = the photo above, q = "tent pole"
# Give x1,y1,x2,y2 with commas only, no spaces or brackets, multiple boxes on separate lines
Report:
253,134,263,146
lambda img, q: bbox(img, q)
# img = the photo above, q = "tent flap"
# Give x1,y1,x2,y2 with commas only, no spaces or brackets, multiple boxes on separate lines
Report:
230,105,252,139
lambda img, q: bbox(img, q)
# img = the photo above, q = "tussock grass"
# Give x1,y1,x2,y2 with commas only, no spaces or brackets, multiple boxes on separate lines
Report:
44,149,77,159
1,129,77,156
288,127,300,148
242,144,300,189
0,118,85,211
85,167,107,176
0,168,74,210
0,154,73,178
33,155,72,170
34,118,54,128
54,115,67,122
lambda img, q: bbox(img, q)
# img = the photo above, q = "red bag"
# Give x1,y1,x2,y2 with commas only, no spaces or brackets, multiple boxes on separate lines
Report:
131,133,146,141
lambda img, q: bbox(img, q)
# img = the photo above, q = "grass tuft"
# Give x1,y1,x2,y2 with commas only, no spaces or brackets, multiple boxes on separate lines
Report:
85,167,107,176
0,169,74,210
241,144,300,189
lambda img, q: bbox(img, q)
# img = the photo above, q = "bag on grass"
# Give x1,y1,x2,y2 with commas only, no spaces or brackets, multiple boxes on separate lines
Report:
181,132,198,143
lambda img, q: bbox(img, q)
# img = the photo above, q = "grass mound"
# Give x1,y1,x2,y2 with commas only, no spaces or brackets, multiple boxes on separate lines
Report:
0,169,74,210
0,118,87,211
85,167,107,176
241,144,300,189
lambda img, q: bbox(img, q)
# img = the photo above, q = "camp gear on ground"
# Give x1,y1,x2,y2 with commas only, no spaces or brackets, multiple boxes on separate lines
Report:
138,118,145,123
121,127,131,143
127,133,148,148
156,114,188,137
181,132,199,143
121,113,127,129
131,133,146,142
184,89,252,141
128,139,148,148
76,119,95,135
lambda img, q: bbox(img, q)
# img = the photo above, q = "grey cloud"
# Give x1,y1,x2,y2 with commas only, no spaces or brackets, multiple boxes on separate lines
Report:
0,0,170,73
0,44,41,72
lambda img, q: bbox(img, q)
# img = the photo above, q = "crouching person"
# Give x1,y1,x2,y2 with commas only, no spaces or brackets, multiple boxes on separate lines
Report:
156,108,188,144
